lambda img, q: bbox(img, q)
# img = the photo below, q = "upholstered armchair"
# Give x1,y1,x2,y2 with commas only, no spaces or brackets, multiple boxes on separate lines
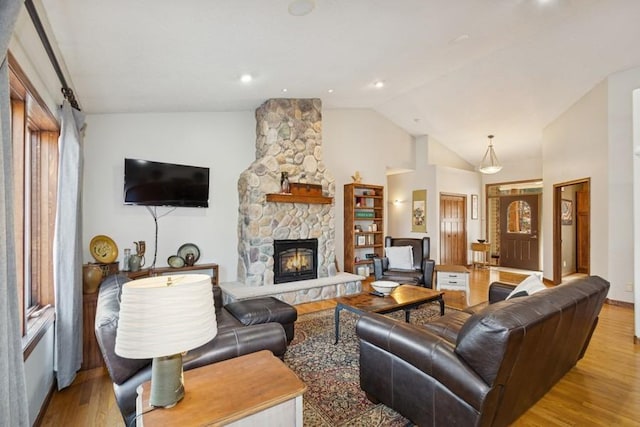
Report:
372,236,435,288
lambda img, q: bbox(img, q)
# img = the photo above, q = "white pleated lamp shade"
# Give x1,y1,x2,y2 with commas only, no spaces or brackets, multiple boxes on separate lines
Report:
115,274,217,359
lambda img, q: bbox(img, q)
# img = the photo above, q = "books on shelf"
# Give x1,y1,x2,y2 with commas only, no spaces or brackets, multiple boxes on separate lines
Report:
355,211,375,218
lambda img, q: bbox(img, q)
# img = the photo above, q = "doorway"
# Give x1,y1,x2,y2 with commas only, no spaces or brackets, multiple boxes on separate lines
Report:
439,193,467,265
486,180,543,269
499,194,541,270
553,179,590,284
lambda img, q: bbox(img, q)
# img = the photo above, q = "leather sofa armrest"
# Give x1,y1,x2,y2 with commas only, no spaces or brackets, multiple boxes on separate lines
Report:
356,313,489,409
183,323,288,369
488,282,516,303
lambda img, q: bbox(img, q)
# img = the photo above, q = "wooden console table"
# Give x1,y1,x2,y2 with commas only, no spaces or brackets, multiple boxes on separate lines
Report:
136,350,306,426
471,242,491,269
125,262,219,285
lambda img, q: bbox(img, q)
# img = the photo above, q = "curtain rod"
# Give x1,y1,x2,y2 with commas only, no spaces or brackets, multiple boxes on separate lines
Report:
24,0,81,111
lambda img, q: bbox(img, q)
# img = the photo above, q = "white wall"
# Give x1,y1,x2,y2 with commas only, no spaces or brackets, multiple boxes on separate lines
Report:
543,81,610,284
633,89,640,338
82,108,416,279
323,109,414,270
83,112,256,282
543,67,640,303
606,67,640,303
24,326,54,425
387,166,438,242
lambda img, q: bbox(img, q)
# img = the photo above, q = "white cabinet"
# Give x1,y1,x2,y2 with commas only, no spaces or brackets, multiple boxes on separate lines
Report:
436,265,470,304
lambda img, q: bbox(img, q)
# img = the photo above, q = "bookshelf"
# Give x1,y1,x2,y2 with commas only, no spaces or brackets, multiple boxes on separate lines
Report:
344,183,384,279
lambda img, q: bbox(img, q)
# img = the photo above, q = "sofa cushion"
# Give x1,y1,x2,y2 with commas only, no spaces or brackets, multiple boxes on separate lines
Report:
95,275,150,385
422,310,473,344
506,274,546,299
385,246,414,270
225,297,297,326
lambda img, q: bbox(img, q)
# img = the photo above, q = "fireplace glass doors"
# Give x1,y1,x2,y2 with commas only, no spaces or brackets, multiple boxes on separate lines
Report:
273,239,318,284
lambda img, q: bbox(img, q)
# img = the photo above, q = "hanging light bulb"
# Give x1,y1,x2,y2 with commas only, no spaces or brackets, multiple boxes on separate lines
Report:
478,135,502,174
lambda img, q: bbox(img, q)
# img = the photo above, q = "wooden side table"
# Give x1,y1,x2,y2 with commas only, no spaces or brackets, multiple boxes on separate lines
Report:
136,350,306,426
470,242,491,269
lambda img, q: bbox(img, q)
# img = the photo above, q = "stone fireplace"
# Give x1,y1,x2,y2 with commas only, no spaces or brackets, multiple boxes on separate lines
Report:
221,98,362,304
273,238,318,284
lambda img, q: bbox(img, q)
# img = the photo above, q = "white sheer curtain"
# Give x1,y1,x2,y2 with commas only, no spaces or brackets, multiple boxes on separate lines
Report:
0,1,30,425
53,101,85,389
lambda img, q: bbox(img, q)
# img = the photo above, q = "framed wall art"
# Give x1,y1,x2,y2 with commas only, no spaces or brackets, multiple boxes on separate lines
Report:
561,199,573,225
471,194,479,220
411,189,427,232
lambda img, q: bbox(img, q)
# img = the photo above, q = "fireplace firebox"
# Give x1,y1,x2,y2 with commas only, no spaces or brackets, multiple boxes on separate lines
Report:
273,239,318,284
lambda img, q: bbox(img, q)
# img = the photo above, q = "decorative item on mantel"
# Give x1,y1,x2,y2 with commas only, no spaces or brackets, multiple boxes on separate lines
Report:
280,171,291,194
266,181,333,204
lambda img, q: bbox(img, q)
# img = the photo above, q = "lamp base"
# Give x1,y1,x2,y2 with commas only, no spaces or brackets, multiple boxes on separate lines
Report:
150,354,185,408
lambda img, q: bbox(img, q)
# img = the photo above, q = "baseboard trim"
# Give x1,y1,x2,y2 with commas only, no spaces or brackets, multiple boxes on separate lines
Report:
605,298,633,309
33,379,56,427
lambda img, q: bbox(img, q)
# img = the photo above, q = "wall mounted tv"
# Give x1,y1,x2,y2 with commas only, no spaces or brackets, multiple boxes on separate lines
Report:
123,158,210,208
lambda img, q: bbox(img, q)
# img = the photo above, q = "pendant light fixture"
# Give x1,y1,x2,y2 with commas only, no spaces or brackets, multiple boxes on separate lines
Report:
478,135,502,174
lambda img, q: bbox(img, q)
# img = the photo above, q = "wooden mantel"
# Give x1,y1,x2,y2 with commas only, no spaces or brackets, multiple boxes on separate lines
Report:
266,182,333,204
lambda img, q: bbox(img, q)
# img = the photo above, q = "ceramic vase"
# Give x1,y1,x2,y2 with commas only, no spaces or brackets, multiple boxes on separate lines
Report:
83,264,103,294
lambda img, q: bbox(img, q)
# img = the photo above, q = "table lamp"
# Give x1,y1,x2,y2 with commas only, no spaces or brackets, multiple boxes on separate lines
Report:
115,274,217,408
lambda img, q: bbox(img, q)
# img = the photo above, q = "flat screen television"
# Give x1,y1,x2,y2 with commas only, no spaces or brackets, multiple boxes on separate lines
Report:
123,158,210,208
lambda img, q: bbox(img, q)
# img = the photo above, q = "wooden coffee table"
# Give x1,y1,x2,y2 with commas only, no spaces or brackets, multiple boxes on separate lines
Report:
334,285,444,344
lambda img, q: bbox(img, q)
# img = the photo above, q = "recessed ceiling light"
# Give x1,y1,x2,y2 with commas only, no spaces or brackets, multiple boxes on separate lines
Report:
374,81,385,89
328,89,334,93
282,88,288,93
288,0,315,16
240,74,253,83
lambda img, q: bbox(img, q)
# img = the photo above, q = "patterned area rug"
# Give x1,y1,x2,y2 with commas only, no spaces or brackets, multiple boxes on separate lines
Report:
284,303,448,426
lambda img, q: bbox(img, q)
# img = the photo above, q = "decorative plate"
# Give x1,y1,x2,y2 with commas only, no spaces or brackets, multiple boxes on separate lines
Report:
177,243,200,263
167,255,185,268
89,235,118,264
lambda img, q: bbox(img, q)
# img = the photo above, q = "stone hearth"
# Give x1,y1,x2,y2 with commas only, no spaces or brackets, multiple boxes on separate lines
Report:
233,98,361,302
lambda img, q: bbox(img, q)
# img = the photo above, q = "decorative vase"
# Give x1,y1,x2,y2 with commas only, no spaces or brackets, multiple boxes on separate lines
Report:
83,264,103,294
129,254,143,272
184,253,195,266
280,172,290,194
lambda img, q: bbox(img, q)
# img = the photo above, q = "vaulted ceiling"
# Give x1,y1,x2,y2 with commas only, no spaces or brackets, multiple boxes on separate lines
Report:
36,0,640,165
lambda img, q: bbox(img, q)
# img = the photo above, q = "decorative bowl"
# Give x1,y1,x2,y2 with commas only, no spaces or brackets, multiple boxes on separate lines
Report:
371,280,400,296
477,239,486,243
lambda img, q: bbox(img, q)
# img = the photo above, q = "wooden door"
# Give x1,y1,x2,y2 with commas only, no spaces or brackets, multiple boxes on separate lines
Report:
576,188,590,273
439,194,467,265
499,194,540,270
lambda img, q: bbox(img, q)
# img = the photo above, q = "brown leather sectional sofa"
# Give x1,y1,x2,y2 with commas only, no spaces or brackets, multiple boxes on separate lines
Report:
356,275,609,426
94,273,297,425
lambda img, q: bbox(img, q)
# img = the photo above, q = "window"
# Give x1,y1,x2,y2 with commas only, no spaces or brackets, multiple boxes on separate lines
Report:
9,53,59,337
507,201,532,234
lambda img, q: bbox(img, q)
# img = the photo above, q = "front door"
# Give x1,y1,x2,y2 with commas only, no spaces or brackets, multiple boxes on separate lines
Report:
499,194,540,270
439,193,467,265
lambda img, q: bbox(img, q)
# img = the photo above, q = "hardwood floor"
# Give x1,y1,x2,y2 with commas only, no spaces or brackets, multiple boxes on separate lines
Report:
40,269,639,426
